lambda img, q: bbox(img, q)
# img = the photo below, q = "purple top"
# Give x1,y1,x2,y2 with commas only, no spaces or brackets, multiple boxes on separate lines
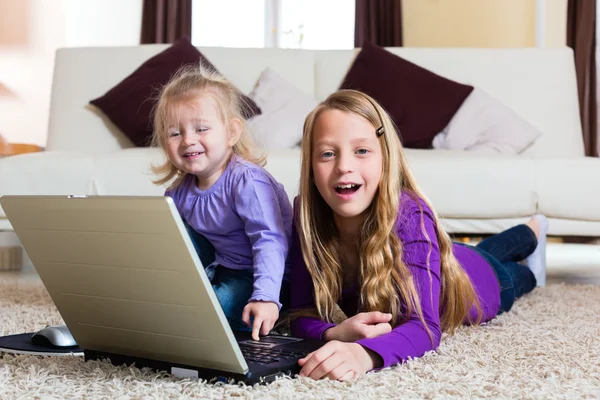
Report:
166,155,293,308
290,192,500,368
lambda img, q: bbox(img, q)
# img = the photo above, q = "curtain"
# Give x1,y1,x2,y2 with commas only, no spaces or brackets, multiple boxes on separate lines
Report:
567,0,598,157
140,0,192,44
354,0,403,47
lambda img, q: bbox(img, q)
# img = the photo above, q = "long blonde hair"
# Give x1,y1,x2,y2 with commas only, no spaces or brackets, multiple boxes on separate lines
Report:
297,89,480,335
151,64,265,189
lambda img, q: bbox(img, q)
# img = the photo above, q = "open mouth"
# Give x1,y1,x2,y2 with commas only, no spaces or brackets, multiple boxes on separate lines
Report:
183,152,204,158
334,184,361,195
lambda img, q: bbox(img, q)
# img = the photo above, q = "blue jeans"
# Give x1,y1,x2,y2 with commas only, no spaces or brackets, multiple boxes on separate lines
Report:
461,224,538,314
206,265,255,331
184,222,290,331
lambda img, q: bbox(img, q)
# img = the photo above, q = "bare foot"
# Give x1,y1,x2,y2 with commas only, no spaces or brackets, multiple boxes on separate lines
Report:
525,217,540,239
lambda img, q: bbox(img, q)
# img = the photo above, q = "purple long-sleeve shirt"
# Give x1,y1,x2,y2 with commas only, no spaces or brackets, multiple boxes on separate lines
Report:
290,192,500,368
165,155,293,308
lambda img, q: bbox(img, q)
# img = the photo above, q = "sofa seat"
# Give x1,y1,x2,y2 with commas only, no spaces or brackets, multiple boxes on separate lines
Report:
3,148,598,236
535,158,600,221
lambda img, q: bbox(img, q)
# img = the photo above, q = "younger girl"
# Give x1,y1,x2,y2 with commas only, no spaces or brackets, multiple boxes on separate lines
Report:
290,90,548,380
152,65,292,341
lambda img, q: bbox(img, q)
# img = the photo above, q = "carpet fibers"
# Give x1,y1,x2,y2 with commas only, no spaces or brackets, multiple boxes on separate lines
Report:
1,273,599,399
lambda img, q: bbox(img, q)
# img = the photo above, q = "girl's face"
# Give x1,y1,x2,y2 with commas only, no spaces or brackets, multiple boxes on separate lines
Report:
166,95,240,189
311,109,383,223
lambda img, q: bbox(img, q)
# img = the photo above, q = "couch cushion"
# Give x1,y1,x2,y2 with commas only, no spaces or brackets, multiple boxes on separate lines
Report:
89,37,261,148
432,87,543,154
0,152,95,218
535,158,600,222
339,41,473,149
405,149,537,218
90,148,169,196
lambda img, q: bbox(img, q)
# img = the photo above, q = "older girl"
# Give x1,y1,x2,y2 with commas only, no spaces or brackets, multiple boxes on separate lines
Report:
290,90,546,380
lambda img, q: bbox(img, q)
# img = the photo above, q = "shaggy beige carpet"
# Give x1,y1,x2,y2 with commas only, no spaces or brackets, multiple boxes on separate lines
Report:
0,273,599,400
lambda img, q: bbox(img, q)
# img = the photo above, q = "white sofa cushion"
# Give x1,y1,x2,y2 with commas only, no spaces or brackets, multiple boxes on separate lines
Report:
405,149,537,218
0,152,95,218
535,158,600,221
90,148,168,196
248,68,318,149
432,88,542,154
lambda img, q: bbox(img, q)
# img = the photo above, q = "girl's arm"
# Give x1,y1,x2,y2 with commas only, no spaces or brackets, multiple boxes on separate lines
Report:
355,202,443,368
233,170,290,309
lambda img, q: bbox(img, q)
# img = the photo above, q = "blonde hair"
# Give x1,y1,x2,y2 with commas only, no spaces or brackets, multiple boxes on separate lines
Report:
151,64,265,188
297,89,481,335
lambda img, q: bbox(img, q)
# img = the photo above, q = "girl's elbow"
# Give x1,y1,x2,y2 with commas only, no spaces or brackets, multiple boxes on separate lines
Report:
433,330,442,350
426,322,442,349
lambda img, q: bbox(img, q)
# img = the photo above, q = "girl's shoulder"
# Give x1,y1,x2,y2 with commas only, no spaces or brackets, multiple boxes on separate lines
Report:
399,190,434,216
393,192,440,248
396,191,438,236
227,155,280,185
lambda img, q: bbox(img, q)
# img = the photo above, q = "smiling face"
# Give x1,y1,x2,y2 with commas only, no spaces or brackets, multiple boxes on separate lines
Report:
165,94,240,189
311,109,383,226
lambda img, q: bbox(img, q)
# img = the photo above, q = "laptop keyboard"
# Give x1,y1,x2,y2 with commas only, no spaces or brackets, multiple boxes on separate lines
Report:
239,343,306,365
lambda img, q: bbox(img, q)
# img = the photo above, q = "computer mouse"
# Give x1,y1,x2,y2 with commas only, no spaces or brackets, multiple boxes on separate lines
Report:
31,325,78,348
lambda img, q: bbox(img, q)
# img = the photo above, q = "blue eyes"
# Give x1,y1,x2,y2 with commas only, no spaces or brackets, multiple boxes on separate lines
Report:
320,149,369,158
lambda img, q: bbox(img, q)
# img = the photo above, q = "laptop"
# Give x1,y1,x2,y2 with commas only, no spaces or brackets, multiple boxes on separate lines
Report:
0,195,323,384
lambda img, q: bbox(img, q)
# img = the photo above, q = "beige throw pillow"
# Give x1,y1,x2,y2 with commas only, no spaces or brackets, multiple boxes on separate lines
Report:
247,68,318,149
432,87,542,154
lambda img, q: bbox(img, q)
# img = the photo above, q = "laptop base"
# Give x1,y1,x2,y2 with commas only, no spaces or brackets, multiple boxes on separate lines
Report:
84,349,295,385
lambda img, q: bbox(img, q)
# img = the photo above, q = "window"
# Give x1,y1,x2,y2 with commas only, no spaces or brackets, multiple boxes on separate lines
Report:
278,0,354,49
192,0,266,48
192,0,354,50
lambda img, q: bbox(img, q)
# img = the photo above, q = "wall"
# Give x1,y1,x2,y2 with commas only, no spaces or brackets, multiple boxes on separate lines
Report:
0,0,142,146
403,0,567,48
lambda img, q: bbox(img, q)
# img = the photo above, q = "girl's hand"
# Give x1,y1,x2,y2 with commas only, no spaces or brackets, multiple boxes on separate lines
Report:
298,341,379,380
323,311,393,342
242,301,279,340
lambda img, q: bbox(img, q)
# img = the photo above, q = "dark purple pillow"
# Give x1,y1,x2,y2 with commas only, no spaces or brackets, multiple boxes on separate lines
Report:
89,37,261,147
340,41,473,149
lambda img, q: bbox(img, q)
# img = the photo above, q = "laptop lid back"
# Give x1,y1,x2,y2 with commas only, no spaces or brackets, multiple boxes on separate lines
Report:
0,195,248,374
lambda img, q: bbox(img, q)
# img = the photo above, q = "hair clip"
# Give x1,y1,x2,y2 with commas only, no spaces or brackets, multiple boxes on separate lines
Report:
363,93,385,138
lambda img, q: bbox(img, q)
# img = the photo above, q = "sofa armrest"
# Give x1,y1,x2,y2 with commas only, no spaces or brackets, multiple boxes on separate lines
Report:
0,151,95,219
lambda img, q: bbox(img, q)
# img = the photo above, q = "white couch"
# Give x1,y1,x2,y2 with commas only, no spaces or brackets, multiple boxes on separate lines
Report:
1,45,600,238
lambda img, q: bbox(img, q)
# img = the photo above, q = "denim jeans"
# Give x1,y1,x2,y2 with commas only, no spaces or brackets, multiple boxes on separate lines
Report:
462,224,538,314
206,265,255,331
184,222,290,331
